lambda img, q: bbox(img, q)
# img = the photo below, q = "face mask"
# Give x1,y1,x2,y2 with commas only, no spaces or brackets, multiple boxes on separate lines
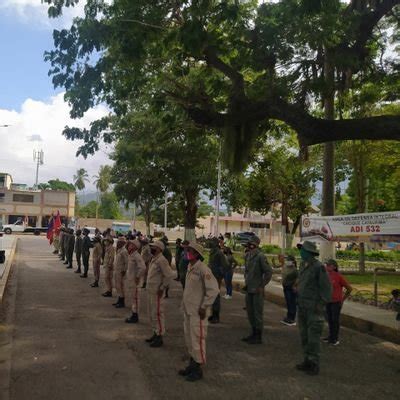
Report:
187,251,198,262
300,247,311,261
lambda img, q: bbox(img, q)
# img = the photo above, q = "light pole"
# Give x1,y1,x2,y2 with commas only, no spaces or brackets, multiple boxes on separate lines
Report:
215,137,222,237
0,125,11,128
33,149,44,188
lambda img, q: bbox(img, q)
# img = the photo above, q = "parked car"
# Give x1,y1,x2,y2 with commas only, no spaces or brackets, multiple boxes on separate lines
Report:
1,220,47,235
234,231,257,245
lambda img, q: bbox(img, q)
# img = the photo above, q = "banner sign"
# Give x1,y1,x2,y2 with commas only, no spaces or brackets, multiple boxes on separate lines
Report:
301,211,400,242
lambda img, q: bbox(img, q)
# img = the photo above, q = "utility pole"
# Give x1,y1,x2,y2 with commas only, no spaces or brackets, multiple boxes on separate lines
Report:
33,149,44,188
164,191,168,230
215,138,222,237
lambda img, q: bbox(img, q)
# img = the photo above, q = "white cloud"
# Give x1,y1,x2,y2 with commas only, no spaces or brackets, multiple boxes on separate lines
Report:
0,0,86,29
0,93,113,191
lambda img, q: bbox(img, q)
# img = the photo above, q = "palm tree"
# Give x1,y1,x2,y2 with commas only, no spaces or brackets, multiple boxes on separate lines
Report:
93,165,113,222
73,168,90,191
93,165,112,194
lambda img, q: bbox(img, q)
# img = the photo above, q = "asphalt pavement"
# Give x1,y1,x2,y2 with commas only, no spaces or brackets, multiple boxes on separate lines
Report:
1,236,399,400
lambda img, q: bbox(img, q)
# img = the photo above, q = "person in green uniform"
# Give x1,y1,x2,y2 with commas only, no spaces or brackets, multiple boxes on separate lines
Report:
296,241,332,376
241,236,272,344
161,235,172,298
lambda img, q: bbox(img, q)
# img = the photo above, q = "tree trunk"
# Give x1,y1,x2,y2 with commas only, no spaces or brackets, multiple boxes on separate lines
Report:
320,50,336,261
141,201,152,236
184,188,198,242
281,199,289,251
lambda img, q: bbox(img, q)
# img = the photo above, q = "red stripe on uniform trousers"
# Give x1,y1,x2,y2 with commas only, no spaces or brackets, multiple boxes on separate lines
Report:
199,319,205,364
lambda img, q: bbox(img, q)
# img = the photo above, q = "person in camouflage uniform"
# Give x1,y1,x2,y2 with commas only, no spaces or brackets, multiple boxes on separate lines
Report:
241,236,272,344
74,229,83,274
295,241,332,376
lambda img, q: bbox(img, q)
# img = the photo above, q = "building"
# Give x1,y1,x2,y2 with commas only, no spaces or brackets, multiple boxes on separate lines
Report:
0,173,75,227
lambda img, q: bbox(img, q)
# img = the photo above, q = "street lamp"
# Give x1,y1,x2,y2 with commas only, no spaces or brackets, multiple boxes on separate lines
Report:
0,125,11,128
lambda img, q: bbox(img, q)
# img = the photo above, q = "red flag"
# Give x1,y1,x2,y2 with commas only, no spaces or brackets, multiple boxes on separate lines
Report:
54,210,61,231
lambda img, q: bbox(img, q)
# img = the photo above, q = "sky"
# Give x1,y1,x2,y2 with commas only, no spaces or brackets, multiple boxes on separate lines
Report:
0,0,111,190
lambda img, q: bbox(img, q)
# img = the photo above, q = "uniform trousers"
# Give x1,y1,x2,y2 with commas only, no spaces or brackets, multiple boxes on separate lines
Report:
246,292,264,332
148,291,165,336
183,310,208,365
82,252,90,275
104,267,114,292
93,260,101,282
298,305,324,365
115,270,125,298
76,252,82,269
326,302,342,342
127,280,140,313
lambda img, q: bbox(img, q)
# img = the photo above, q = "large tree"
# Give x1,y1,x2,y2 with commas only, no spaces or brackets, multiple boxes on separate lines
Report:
45,1,400,162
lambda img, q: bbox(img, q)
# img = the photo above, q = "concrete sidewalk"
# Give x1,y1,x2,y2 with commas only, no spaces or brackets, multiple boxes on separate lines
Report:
0,235,18,303
233,273,400,344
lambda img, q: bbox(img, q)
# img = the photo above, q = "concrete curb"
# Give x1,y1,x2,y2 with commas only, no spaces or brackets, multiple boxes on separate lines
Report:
232,279,400,345
0,238,18,305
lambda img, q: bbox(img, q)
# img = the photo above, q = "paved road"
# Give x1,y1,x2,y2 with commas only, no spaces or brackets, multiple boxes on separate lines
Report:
1,237,399,400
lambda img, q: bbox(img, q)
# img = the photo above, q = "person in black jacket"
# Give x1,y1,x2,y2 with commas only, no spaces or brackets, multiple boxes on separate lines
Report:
80,228,92,278
74,229,83,274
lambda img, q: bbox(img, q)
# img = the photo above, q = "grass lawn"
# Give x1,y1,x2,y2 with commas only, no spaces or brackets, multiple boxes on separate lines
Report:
345,274,400,302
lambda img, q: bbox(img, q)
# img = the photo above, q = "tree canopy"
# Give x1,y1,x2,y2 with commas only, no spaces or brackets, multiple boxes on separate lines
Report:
45,0,400,171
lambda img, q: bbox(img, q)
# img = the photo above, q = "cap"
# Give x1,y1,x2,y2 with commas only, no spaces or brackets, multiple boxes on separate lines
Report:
187,242,205,258
297,240,319,255
149,241,165,251
326,258,338,267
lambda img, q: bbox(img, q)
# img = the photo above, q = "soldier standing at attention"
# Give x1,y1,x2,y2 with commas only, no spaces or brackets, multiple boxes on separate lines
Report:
125,239,146,323
102,238,115,297
63,228,71,265
91,236,103,288
174,238,183,281
208,237,228,324
59,226,66,261
74,229,83,274
80,228,91,278
66,228,75,269
241,236,272,345
53,227,60,255
178,240,190,289
113,237,129,308
139,237,152,289
145,241,174,348
179,243,219,382
161,236,172,298
295,241,332,376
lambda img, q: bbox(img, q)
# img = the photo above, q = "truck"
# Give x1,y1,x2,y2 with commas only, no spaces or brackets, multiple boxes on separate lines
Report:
1,220,48,235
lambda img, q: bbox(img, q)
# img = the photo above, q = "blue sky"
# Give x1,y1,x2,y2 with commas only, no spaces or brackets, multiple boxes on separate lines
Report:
0,1,110,190
0,15,59,111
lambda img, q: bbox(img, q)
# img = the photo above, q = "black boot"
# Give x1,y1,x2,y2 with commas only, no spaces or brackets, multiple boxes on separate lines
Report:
63,261,69,265
296,359,312,371
241,327,256,342
66,264,73,269
125,312,139,323
185,362,203,382
112,297,122,306
178,358,195,376
80,273,88,278
115,297,125,308
90,281,99,288
164,287,169,298
305,362,319,376
150,335,163,348
209,313,219,324
247,329,262,345
145,333,157,343
102,291,112,297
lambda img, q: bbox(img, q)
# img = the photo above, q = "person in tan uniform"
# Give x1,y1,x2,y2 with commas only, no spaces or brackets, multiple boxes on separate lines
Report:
102,238,115,297
125,239,147,323
140,237,152,288
179,242,219,382
145,241,174,348
91,236,103,288
113,237,129,308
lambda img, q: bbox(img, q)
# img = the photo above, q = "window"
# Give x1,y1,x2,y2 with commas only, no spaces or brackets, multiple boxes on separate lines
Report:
250,222,271,229
0,193,4,203
13,194,34,203
0,177,4,188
